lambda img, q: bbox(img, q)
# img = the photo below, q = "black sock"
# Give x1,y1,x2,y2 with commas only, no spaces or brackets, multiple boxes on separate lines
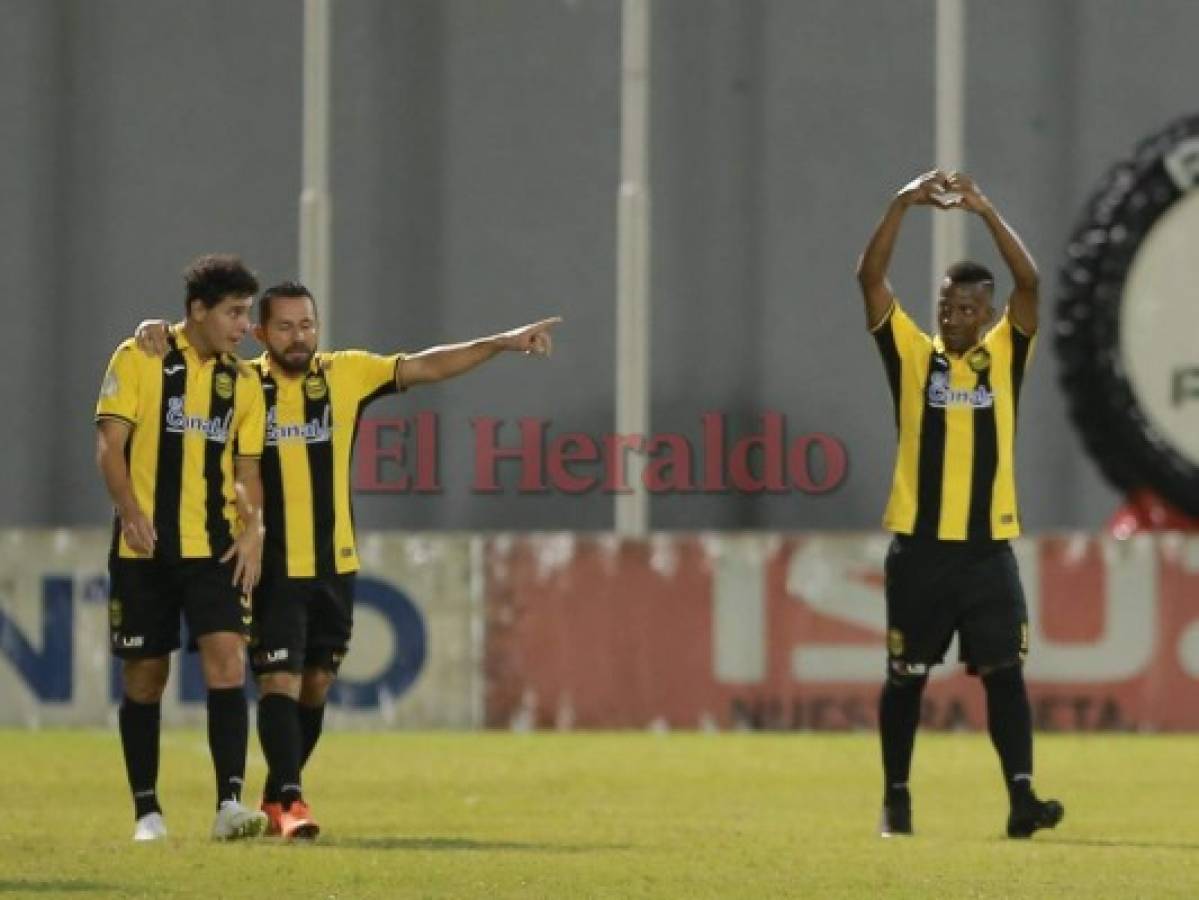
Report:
982,665,1034,800
120,696,162,820
207,687,249,808
879,672,928,801
298,702,326,771
258,694,303,809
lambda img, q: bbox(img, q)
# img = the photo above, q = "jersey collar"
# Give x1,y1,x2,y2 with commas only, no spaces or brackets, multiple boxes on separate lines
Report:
256,350,323,379
932,332,986,359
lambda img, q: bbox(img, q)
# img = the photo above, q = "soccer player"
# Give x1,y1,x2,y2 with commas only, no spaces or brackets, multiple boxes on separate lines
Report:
855,170,1064,838
135,283,559,839
95,254,270,841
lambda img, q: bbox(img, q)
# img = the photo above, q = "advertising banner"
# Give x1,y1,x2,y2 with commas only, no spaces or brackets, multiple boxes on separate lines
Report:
483,534,1199,732
0,530,481,728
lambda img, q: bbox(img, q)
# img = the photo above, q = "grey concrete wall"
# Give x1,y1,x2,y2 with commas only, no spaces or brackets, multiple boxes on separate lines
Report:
3,0,1194,531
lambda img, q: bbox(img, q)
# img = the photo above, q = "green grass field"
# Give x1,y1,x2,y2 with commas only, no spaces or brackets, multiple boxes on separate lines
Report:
2,730,1197,899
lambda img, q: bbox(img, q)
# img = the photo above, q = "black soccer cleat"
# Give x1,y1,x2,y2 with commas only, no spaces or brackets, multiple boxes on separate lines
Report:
1006,795,1064,839
879,790,913,837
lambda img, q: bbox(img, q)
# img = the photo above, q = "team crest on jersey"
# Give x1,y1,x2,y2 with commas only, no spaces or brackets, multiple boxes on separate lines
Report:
967,348,992,373
304,374,328,400
214,372,235,400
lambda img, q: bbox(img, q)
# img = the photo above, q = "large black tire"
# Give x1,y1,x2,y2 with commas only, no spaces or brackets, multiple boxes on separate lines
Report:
1054,113,1199,515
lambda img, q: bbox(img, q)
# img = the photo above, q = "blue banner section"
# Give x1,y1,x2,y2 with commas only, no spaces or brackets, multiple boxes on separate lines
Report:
330,577,428,708
5,571,427,710
0,577,74,702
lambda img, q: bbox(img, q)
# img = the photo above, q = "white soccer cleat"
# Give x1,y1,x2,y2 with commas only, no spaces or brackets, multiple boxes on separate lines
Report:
132,812,168,842
211,800,269,841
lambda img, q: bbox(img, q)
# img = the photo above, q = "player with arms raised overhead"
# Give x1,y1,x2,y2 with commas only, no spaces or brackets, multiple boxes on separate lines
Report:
855,170,1064,839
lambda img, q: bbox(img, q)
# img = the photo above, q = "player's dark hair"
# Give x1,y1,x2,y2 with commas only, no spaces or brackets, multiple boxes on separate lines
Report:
945,260,995,290
183,254,259,312
259,281,316,325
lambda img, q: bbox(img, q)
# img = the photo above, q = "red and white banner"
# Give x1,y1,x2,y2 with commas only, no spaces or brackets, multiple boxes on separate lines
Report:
483,534,1199,732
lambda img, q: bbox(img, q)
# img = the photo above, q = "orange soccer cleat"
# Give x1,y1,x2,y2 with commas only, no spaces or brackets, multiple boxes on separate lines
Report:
259,800,283,837
279,799,320,841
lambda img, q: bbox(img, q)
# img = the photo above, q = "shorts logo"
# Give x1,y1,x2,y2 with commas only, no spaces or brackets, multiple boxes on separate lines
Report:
1020,622,1029,656
887,628,905,656
239,594,253,610
340,548,354,558
999,513,1015,525
304,375,328,401
109,599,122,628
214,372,235,400
967,348,992,373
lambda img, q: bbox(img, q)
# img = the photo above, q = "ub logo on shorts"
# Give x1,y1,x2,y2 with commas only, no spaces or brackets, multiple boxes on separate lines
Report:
887,628,905,657
109,599,123,629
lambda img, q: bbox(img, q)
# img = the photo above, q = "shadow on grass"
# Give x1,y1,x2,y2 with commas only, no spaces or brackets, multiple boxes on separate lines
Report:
0,882,115,895
320,836,631,853
1039,837,1199,852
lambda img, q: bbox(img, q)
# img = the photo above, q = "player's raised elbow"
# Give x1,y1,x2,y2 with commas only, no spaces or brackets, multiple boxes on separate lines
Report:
855,255,881,289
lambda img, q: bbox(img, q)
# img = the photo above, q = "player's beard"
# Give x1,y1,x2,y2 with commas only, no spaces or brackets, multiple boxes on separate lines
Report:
270,343,315,375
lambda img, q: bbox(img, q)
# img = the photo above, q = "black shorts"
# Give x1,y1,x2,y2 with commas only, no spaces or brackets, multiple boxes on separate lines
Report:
108,557,251,659
250,571,355,675
884,535,1029,676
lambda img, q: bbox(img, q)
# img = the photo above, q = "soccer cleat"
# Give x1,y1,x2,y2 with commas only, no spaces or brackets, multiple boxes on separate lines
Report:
260,801,283,837
132,812,167,842
1006,794,1065,839
279,799,320,841
211,800,269,841
879,790,913,837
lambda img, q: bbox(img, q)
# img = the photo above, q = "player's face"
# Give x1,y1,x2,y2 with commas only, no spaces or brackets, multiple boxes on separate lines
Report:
257,295,319,375
193,294,254,355
937,282,993,353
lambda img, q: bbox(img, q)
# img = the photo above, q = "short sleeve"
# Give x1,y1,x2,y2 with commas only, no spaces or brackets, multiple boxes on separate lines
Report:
95,342,141,426
326,350,405,404
234,372,266,458
871,299,930,360
986,310,1036,379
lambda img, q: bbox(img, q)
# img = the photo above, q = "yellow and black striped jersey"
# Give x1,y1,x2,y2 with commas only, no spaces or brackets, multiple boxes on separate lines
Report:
253,350,404,578
96,330,265,559
871,300,1035,541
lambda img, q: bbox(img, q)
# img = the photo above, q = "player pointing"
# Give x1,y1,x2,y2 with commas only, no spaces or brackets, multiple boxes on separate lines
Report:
135,282,560,839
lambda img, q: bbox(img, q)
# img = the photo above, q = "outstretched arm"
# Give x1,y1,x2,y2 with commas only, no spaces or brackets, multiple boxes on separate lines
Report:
947,173,1039,334
398,317,562,389
856,170,954,329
